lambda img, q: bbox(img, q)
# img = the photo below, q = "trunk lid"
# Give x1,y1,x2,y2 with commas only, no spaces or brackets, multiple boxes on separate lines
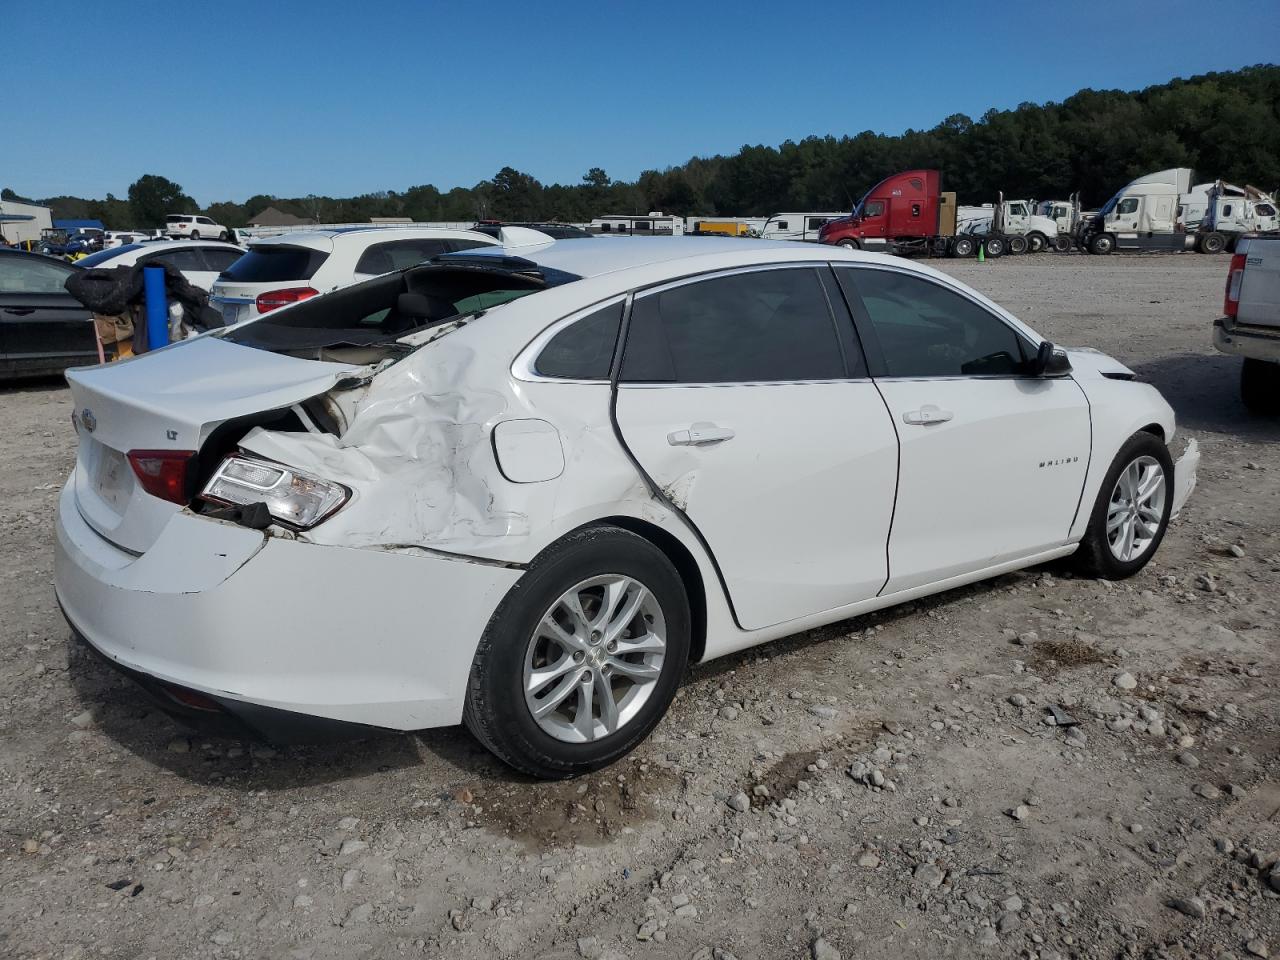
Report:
66,336,358,554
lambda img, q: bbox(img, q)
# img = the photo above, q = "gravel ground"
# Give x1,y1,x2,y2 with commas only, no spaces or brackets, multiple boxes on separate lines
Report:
2,253,1278,960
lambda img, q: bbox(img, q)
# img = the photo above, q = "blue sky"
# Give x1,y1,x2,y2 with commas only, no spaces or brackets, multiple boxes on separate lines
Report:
5,0,1277,204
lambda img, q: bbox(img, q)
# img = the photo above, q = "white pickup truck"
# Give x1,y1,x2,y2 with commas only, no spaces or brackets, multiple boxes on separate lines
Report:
1216,236,1280,413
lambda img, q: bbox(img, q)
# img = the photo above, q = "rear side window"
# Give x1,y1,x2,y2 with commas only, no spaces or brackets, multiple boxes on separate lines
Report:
220,246,328,282
840,268,1029,378
355,239,452,275
621,268,847,383
143,248,207,272
201,249,243,272
535,301,623,380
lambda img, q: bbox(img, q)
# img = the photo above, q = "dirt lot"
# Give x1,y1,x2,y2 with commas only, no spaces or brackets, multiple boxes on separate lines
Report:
2,253,1278,960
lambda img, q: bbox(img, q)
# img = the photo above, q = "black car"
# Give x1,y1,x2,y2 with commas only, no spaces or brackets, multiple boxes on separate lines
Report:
0,249,97,380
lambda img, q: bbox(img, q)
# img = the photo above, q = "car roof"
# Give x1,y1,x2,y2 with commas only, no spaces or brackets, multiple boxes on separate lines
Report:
78,240,244,265
247,227,497,252
436,235,864,279
0,247,75,266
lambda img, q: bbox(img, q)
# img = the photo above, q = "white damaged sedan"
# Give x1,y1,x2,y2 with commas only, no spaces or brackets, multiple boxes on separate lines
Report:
55,232,1198,777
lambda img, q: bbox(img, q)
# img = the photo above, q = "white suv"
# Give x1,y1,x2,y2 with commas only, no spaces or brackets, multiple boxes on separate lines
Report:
166,214,230,242
208,227,498,325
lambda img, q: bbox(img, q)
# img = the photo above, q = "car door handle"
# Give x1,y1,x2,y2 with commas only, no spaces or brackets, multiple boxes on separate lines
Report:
2,308,35,316
902,405,953,426
667,422,735,446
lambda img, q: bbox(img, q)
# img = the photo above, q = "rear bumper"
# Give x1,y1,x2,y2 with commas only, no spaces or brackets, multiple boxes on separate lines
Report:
54,475,522,732
1214,317,1280,363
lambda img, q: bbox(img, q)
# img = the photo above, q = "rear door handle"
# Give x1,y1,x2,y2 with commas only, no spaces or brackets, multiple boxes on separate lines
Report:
667,422,735,446
902,404,953,425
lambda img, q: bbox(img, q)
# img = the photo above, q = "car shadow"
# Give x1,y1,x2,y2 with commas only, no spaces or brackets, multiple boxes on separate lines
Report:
1127,351,1280,440
65,633,504,790
1,374,70,393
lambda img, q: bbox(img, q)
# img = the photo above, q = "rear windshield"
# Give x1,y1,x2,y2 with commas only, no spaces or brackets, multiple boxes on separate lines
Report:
223,261,581,358
219,246,328,282
165,215,190,223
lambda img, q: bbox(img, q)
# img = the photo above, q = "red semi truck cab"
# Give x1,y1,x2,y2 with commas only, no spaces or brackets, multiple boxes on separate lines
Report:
819,169,963,256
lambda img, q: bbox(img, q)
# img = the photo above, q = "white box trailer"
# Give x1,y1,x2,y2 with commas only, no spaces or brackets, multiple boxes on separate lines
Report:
757,213,846,242
588,213,684,236
0,200,54,246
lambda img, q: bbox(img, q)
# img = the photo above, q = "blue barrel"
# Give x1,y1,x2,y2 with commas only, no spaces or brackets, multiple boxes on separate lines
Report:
144,265,169,350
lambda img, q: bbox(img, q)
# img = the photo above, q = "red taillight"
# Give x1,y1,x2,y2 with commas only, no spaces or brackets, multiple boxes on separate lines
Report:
127,450,196,504
255,286,319,314
1224,253,1247,317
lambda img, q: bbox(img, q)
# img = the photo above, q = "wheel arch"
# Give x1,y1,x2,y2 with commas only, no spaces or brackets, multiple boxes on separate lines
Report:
596,515,709,665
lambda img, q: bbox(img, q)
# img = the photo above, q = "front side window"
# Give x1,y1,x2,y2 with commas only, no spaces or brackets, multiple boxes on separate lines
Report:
621,267,849,383
841,268,1029,378
535,301,623,380
1257,203,1276,217
1222,203,1234,217
863,201,885,217
1116,198,1139,215
0,255,72,293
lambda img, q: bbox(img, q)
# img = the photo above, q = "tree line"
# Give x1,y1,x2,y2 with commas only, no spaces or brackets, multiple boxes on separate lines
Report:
6,65,1279,231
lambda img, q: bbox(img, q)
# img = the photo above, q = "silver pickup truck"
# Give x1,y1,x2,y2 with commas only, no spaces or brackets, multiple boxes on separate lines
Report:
1216,236,1280,414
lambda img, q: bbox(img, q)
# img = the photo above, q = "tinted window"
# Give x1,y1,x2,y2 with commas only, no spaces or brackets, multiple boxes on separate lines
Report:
355,239,451,275
535,301,623,379
621,268,847,383
1222,203,1234,217
165,216,186,223
144,248,207,272
449,239,491,253
77,245,142,268
776,221,789,230
201,249,243,272
843,268,1029,378
634,221,651,231
0,255,73,293
219,246,328,281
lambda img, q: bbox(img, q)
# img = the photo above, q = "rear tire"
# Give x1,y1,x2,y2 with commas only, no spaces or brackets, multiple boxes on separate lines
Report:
463,525,691,779
1052,235,1072,253
217,231,229,242
1008,235,1029,255
1072,432,1173,579
1088,233,1114,255
984,237,1006,258
1241,357,1280,415
950,236,975,258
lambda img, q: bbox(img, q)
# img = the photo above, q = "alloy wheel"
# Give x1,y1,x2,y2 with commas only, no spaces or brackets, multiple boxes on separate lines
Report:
1106,455,1166,562
523,575,666,743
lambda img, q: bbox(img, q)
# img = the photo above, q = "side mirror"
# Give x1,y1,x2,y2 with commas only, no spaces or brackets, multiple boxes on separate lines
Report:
1031,340,1072,377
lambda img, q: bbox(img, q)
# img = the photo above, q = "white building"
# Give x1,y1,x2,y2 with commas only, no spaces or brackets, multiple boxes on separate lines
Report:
0,199,53,245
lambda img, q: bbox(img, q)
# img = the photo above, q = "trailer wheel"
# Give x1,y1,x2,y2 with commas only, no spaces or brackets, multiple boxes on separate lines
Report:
1052,235,1072,253
837,239,860,251
1198,232,1226,254
1026,232,1048,253
1088,233,1114,255
984,237,1006,258
1008,235,1029,255
950,236,975,258
1241,358,1280,415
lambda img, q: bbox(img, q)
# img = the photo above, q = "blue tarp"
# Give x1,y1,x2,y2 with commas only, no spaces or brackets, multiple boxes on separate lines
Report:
53,218,105,232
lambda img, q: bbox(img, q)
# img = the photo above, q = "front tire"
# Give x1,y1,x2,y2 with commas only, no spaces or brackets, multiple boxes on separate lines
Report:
1198,231,1226,254
217,231,229,242
1241,357,1280,414
1053,235,1072,253
1026,231,1047,253
1008,235,1029,255
1073,432,1173,579
1088,233,1114,255
463,525,690,779
190,230,200,240
838,238,860,250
